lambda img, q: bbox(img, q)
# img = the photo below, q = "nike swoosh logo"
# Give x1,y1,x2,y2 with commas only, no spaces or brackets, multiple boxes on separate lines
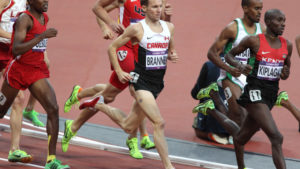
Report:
147,37,152,40
262,51,270,55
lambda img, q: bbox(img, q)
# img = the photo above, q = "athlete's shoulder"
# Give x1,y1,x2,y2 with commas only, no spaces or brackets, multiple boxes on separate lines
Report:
126,21,142,35
0,0,9,10
285,39,293,51
15,12,33,27
165,21,174,32
224,20,238,35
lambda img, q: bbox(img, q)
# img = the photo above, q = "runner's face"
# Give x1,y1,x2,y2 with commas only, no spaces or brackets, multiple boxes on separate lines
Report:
143,0,162,21
246,0,263,23
270,13,286,36
30,0,48,12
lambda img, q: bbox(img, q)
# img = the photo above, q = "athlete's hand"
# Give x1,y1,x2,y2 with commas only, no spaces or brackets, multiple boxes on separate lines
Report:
116,70,132,84
238,64,252,76
109,21,125,34
168,50,178,63
164,3,173,17
42,28,57,38
102,27,114,40
280,65,289,80
228,67,241,77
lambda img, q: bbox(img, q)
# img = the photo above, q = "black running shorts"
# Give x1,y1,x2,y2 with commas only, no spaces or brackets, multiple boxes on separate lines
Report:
237,77,279,110
129,71,164,99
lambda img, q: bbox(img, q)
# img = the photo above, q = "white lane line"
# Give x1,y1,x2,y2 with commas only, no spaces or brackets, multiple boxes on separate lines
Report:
0,157,44,168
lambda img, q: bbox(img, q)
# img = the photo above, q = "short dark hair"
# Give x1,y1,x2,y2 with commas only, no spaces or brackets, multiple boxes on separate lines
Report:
140,0,148,6
241,0,251,7
264,9,282,23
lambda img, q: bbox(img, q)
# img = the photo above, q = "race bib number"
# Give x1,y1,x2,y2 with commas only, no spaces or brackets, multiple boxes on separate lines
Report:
249,90,262,102
117,50,128,61
235,48,250,65
130,72,139,83
146,50,167,70
32,38,48,52
257,61,283,81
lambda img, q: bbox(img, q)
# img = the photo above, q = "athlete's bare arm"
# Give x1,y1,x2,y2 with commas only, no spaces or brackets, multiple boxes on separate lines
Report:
166,22,178,63
207,21,241,77
295,35,300,58
0,0,11,39
93,0,125,34
161,0,172,22
280,40,293,80
225,35,259,76
96,0,122,39
108,23,143,83
12,14,57,57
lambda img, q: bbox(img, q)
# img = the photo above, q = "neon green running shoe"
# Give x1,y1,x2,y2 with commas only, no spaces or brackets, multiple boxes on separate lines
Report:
126,137,143,159
64,85,81,113
140,136,155,150
192,99,215,115
8,149,32,163
62,120,77,152
23,109,45,127
45,158,70,169
196,82,219,100
276,91,289,107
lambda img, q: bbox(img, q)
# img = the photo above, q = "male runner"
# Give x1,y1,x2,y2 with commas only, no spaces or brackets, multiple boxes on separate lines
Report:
203,0,299,130
206,0,264,126
62,0,172,159
78,0,177,168
197,9,291,169
0,0,69,168
0,0,45,163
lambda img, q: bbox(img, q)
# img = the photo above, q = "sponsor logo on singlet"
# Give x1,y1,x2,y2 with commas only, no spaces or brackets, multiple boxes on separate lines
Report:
257,58,284,81
117,50,128,61
32,35,48,52
146,50,168,70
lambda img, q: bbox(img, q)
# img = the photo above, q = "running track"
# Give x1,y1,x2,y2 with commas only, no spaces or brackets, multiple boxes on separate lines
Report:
1,0,300,168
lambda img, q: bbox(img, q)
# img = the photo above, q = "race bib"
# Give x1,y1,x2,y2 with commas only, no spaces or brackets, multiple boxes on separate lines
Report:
145,50,167,70
249,90,262,102
130,72,139,83
235,48,250,64
32,38,48,52
257,61,283,81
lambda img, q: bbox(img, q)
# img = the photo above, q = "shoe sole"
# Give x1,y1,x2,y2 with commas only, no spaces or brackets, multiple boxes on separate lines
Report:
8,156,33,163
141,145,156,150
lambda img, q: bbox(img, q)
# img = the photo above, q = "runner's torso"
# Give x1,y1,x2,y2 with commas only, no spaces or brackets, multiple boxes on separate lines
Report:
10,11,48,66
134,19,170,81
248,34,288,85
120,0,145,48
224,18,262,64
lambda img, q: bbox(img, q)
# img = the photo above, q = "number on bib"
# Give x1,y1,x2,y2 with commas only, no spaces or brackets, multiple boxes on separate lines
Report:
130,72,139,83
249,90,262,102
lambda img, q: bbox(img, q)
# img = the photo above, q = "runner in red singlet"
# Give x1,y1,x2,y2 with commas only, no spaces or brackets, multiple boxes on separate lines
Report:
0,0,69,168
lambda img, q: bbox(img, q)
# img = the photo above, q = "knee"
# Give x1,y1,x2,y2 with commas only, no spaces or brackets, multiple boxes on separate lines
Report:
234,134,247,146
153,119,166,130
14,92,25,106
270,132,283,145
46,103,59,118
